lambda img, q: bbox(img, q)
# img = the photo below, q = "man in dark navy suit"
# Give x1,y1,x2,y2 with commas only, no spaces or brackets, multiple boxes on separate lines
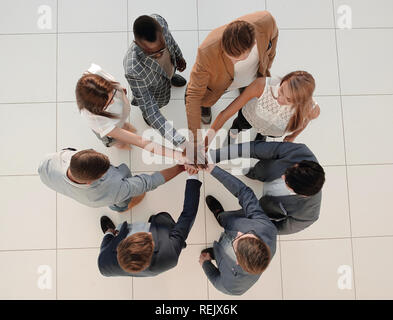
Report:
97,172,201,277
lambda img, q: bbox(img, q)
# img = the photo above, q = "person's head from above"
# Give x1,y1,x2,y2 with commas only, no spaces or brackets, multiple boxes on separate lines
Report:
276,71,316,132
222,20,256,64
75,74,119,119
68,149,110,184
282,160,325,197
133,15,166,59
117,232,154,273
232,231,271,274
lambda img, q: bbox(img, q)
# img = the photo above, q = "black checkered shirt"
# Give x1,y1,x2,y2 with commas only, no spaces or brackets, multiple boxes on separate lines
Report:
123,14,186,147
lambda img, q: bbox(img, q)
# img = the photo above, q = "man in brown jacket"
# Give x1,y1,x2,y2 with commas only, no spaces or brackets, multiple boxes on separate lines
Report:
185,11,278,143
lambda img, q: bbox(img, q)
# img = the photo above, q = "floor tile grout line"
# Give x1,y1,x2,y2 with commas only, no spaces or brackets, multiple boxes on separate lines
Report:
3,235,393,253
2,93,393,105
2,162,393,178
1,26,393,36
331,0,357,299
263,0,287,292
267,0,284,295
278,239,285,300
126,0,134,301
196,0,209,300
55,0,59,301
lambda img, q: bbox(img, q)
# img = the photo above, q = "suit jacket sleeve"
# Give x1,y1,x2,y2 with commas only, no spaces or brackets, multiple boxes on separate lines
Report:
210,166,266,220
100,234,115,250
169,179,202,255
266,15,279,75
210,141,311,163
202,260,228,293
273,216,317,235
185,48,211,141
115,172,166,203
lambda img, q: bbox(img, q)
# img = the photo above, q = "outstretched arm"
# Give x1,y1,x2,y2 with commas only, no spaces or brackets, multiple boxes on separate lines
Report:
170,179,202,255
209,141,312,164
126,74,186,147
208,165,266,220
107,127,187,163
204,77,265,148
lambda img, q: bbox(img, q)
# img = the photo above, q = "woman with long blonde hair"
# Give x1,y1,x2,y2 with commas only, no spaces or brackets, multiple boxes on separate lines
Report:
204,71,320,147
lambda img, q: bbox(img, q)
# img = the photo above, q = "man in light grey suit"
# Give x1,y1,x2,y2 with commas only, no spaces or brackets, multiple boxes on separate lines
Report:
199,164,277,296
38,148,185,212
208,141,326,234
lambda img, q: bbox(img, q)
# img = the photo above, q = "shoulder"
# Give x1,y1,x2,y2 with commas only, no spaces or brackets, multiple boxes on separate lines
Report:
251,11,276,28
244,77,266,98
124,45,146,76
151,14,169,29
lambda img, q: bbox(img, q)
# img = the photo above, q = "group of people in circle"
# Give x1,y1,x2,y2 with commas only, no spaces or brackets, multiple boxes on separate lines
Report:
39,11,325,296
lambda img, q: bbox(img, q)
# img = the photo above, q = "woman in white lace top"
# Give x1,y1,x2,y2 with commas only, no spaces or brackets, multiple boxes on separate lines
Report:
204,71,320,147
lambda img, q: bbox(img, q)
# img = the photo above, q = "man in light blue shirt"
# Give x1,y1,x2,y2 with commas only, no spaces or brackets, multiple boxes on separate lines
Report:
38,148,185,212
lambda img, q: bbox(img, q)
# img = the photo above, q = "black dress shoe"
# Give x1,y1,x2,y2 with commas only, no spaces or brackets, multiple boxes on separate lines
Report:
255,133,267,142
201,247,215,260
171,74,187,87
100,216,116,234
201,107,212,124
244,167,258,180
206,195,224,224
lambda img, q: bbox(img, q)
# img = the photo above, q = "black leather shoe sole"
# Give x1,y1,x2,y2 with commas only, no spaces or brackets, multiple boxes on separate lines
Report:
100,216,115,234
206,195,224,224
201,247,215,260
171,74,187,87
245,167,258,180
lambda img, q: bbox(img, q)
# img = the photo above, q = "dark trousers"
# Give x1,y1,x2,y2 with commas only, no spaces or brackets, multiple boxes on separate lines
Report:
230,109,252,132
229,109,266,141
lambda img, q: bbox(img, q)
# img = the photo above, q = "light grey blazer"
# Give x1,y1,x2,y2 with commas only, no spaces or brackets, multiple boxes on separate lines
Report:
38,149,165,211
210,141,322,235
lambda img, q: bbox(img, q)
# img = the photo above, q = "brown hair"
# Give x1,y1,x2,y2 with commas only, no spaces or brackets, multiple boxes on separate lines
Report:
69,149,110,182
117,232,154,273
222,20,255,57
278,71,316,133
75,73,120,119
235,237,271,274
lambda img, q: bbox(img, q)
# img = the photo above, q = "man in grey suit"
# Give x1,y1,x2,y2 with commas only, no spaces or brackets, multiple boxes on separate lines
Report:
199,164,277,296
208,141,326,234
38,148,185,212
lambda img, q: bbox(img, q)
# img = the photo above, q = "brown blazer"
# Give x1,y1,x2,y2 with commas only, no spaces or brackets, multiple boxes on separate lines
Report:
185,11,279,140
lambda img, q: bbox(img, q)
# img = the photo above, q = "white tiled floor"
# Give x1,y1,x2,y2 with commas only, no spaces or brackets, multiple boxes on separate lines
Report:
0,0,392,300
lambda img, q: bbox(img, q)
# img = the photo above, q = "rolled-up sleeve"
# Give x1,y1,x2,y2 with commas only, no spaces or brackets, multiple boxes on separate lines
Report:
115,172,165,203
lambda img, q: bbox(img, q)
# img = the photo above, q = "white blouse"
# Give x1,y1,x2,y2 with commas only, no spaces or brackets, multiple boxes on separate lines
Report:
80,64,131,138
242,77,295,137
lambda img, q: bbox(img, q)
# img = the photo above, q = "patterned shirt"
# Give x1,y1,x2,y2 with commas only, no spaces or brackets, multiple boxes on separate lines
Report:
123,14,186,147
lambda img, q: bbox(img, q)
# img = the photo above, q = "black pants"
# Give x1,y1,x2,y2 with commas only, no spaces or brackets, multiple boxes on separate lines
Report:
229,109,266,141
230,108,252,132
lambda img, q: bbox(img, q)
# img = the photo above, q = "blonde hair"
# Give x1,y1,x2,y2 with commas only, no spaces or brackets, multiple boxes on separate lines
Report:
274,71,315,133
